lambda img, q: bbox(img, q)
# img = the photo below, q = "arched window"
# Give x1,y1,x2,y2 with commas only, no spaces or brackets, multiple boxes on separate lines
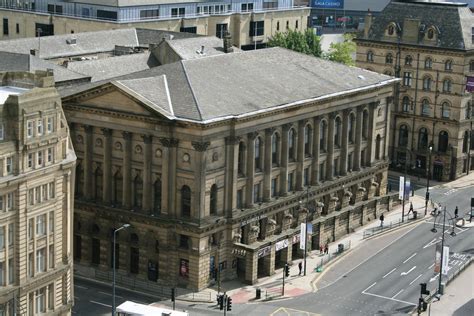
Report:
463,131,469,153
367,51,374,62
399,125,409,147
271,133,279,166
438,131,449,153
75,163,83,197
418,127,428,150
133,174,143,209
442,102,450,118
153,178,161,215
405,55,412,66
112,169,123,206
362,111,369,140
238,142,245,176
423,76,432,91
387,24,394,36
375,135,381,160
402,96,410,112
348,113,355,144
385,53,393,64
424,57,432,69
427,28,434,40
334,117,342,147
422,99,430,116
304,125,312,156
442,79,452,93
181,185,191,217
445,60,452,71
320,120,327,151
254,137,262,172
210,184,217,215
288,128,296,161
94,167,103,201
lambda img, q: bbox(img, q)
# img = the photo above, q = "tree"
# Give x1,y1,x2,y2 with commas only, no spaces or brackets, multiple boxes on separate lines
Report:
267,29,322,58
326,33,356,66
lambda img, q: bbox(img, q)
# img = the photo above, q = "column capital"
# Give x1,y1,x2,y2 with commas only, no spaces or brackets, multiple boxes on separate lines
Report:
159,138,179,147
313,116,321,124
265,127,276,136
248,131,259,140
369,100,381,109
225,136,241,145
142,135,153,144
299,119,309,126
101,128,113,136
192,141,210,152
343,109,351,117
329,112,337,120
84,125,93,133
122,131,132,140
282,123,292,132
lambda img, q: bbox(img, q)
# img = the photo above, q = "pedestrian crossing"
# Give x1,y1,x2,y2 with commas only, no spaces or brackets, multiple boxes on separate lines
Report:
443,189,457,196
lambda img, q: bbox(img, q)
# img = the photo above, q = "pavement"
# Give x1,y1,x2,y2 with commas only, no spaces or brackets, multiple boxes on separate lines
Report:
177,171,474,315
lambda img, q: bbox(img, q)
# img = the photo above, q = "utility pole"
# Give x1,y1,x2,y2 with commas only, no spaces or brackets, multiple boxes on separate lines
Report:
437,206,447,297
425,146,432,215
303,186,311,276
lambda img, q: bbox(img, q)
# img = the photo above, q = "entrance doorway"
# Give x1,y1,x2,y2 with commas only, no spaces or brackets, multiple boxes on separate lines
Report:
433,163,443,181
292,243,302,261
274,250,285,270
237,258,245,280
257,257,266,278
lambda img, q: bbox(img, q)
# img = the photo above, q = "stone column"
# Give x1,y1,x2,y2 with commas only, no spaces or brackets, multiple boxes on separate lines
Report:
263,129,273,202
192,141,210,221
83,125,93,199
224,136,240,217
160,138,179,217
262,247,275,276
280,124,290,195
296,120,305,190
354,107,363,171
366,102,378,167
245,252,258,285
311,117,320,185
122,132,132,209
142,135,153,212
280,243,292,265
340,110,350,176
246,132,257,208
326,114,335,181
101,128,113,204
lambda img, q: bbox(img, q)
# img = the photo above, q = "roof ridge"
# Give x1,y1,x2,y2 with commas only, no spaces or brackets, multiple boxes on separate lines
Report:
180,60,203,121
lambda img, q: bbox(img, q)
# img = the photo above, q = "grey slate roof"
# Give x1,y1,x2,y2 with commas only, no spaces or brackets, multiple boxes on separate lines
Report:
135,28,200,46
0,29,139,59
0,51,90,84
363,1,474,50
67,52,159,82
60,47,397,123
165,36,240,60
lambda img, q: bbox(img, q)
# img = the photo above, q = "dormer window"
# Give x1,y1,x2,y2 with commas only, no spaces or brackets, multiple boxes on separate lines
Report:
427,28,434,40
367,51,374,63
388,25,394,36
405,55,412,66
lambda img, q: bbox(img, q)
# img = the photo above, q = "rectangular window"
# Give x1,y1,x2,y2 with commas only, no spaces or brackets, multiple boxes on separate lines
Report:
35,287,46,313
180,26,197,34
3,18,8,36
304,167,309,186
55,5,63,15
47,117,53,133
8,223,13,246
49,182,55,198
36,248,46,273
236,189,243,209
271,178,277,197
179,235,189,249
28,153,33,168
249,21,264,37
16,23,19,34
241,3,254,12
0,227,4,249
0,196,3,212
97,10,118,21
49,245,54,268
287,172,294,192
0,123,4,140
171,8,185,17
0,262,3,286
47,4,55,13
37,214,46,236
140,9,159,19
8,258,13,284
6,157,12,174
263,1,278,9
28,252,33,277
37,151,43,166
216,23,228,38
42,184,48,201
27,120,33,138
7,192,13,211
37,119,43,135
253,183,261,203
28,218,34,240
28,189,34,205
403,72,412,86
48,283,54,310
49,212,54,233
319,162,325,181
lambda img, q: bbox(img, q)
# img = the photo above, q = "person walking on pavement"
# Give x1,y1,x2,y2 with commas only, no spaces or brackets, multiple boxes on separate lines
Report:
298,261,302,276
409,202,414,214
324,244,329,255
455,206,459,218
379,213,384,227
320,245,323,255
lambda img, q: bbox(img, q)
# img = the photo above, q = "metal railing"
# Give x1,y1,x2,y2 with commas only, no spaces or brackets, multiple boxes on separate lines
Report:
362,212,425,239
314,240,352,271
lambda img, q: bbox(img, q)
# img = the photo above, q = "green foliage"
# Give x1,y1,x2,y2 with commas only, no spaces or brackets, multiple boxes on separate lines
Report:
326,33,356,66
267,29,322,58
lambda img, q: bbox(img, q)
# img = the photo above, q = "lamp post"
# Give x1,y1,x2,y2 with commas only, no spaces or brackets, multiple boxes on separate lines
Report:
300,186,311,277
425,145,433,215
112,224,130,316
401,147,413,223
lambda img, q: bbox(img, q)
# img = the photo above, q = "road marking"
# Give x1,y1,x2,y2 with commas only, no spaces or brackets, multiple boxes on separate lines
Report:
429,275,439,283
99,291,123,299
409,274,423,285
403,253,417,263
362,289,416,306
90,300,112,308
428,263,435,270
363,282,377,292
74,285,88,290
383,268,396,278
392,289,404,299
423,238,441,249
401,266,416,276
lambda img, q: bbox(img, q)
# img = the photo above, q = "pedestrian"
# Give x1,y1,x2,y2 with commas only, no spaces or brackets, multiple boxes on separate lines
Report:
455,206,459,218
379,213,384,227
298,261,302,276
324,244,329,255
319,245,323,254
409,202,414,213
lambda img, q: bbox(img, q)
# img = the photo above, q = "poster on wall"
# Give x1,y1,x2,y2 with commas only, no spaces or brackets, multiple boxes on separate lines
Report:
179,259,189,278
312,0,344,9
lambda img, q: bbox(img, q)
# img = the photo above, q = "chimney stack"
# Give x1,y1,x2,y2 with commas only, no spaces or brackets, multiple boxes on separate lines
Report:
223,31,234,53
364,11,373,39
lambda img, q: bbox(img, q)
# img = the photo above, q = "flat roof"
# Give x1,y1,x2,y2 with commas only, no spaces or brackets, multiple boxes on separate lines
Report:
0,86,28,104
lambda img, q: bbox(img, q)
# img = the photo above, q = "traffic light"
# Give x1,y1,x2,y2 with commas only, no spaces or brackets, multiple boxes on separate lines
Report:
418,297,428,312
226,296,232,311
420,283,430,295
284,264,290,278
171,288,176,302
218,295,224,310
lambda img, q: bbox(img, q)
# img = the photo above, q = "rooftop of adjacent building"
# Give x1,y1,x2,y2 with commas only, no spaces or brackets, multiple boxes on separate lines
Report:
0,86,28,104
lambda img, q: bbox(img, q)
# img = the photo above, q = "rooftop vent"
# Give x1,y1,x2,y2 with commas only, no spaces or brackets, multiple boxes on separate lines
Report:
66,38,77,45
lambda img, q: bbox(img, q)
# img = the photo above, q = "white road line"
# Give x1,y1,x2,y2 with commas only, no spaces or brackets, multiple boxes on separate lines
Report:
403,253,417,263
383,268,397,278
90,300,112,308
429,275,439,283
392,289,404,299
428,263,435,270
401,266,416,276
74,285,88,290
363,282,377,292
409,274,423,285
99,291,122,299
361,290,417,306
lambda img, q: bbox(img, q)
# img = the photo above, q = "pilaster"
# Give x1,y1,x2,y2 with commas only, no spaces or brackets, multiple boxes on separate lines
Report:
311,117,321,184
122,131,132,209
296,120,305,190
142,135,153,212
192,141,210,221
280,124,290,195
101,128,113,204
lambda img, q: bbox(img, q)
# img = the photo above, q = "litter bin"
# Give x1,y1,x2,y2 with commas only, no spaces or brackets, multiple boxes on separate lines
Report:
256,288,261,299
337,243,344,254
413,211,418,219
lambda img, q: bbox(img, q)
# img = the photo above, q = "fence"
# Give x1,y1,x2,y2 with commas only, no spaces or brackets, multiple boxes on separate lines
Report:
314,240,352,271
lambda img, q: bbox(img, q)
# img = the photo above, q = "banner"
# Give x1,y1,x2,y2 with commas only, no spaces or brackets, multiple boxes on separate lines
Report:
434,244,441,273
307,223,313,235
442,246,450,275
467,76,474,92
399,176,404,200
405,178,411,199
312,0,344,9
300,223,306,250
275,239,289,251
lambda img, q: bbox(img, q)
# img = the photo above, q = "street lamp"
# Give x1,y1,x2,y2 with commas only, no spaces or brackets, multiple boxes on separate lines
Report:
425,145,433,216
112,223,130,316
401,147,413,223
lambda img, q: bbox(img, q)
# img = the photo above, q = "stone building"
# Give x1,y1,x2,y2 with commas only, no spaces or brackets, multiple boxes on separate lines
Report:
355,0,474,181
0,71,76,315
61,47,397,291
0,0,309,49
